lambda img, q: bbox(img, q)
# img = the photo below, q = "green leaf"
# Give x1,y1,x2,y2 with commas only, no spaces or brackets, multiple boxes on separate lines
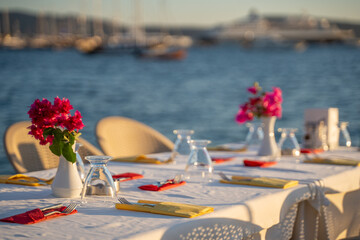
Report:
62,143,76,163
49,140,62,156
43,127,54,139
67,131,75,146
48,128,65,156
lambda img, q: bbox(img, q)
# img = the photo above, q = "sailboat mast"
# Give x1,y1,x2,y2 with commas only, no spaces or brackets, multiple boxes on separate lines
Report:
2,8,10,36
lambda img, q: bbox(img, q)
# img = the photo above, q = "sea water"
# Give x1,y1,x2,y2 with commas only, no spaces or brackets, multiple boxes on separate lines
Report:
0,43,359,174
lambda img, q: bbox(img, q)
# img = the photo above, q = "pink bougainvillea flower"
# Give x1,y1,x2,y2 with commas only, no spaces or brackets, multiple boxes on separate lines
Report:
64,110,84,132
235,83,282,124
54,97,73,114
28,98,57,127
247,86,258,95
28,97,84,163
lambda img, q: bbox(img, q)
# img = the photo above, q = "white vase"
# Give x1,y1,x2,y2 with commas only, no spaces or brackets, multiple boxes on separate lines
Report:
257,116,279,157
51,155,83,198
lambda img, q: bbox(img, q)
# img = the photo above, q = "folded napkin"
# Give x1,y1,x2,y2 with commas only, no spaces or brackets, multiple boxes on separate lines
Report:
300,148,324,154
115,200,213,218
112,155,172,164
138,179,186,191
112,172,144,182
243,159,277,168
212,157,235,164
0,174,53,186
220,175,298,189
207,146,247,152
0,206,77,224
303,157,360,166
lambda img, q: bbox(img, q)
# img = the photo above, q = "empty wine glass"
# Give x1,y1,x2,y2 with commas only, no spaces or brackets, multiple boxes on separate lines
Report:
339,122,351,148
184,140,213,183
81,156,116,204
277,128,301,156
172,129,194,163
75,143,85,182
245,122,264,146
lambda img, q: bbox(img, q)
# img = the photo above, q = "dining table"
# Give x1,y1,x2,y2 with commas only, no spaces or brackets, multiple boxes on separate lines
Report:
0,145,359,240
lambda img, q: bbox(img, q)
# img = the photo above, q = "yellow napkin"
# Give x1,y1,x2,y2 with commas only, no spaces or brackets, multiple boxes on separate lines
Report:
207,146,247,152
112,155,173,164
0,174,54,186
303,157,360,166
115,200,213,218
220,175,298,189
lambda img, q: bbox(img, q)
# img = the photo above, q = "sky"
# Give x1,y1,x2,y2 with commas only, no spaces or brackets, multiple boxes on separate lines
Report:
0,0,360,27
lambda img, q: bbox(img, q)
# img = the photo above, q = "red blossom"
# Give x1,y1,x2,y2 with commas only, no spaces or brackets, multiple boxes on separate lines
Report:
28,97,84,145
53,97,73,114
235,83,282,124
64,110,84,132
247,86,258,95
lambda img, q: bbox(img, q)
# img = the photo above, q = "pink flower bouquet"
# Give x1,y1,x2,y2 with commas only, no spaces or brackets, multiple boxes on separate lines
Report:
28,97,84,163
236,82,282,124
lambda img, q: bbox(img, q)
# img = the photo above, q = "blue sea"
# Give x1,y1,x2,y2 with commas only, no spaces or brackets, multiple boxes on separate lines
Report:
0,43,359,174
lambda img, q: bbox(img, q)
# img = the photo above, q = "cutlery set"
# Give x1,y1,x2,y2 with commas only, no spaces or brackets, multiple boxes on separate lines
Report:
118,197,155,207
40,203,78,217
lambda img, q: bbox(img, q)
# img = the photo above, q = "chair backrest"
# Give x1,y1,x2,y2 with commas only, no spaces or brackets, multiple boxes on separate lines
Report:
96,116,174,158
4,121,103,173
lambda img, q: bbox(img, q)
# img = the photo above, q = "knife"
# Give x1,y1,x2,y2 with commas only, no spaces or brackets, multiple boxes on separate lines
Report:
39,203,63,212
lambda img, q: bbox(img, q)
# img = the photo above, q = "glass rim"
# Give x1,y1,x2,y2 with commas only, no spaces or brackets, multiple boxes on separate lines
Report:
190,139,211,145
173,129,194,135
84,155,113,161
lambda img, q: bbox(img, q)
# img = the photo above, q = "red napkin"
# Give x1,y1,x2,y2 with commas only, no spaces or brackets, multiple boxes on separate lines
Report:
300,148,324,154
138,179,186,191
0,206,77,225
243,159,277,168
212,157,235,164
112,172,143,182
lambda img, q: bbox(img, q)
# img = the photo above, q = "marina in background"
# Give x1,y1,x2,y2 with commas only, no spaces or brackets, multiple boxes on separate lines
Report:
0,9,360,53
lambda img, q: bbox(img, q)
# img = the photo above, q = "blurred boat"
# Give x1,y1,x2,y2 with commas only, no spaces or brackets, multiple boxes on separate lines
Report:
75,36,103,54
134,44,186,60
1,34,27,49
202,10,356,48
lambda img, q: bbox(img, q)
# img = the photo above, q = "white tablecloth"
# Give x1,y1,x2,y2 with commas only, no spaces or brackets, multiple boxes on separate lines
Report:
1,147,359,240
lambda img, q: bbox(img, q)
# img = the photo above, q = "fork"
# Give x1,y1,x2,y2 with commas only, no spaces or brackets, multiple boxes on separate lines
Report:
118,197,155,207
156,174,182,187
44,203,78,217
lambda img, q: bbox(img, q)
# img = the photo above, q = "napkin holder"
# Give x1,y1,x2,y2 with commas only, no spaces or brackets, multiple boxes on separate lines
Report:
303,108,339,150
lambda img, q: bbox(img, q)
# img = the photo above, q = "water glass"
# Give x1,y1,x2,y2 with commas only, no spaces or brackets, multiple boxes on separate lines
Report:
184,140,213,183
75,143,85,182
339,122,352,148
172,129,194,163
245,122,264,146
277,128,301,156
81,156,116,204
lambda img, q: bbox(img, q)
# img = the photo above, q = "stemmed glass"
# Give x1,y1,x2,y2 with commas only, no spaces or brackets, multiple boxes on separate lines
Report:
277,128,301,156
184,140,213,183
245,122,264,146
172,129,194,163
339,122,352,148
81,156,116,204
75,143,85,182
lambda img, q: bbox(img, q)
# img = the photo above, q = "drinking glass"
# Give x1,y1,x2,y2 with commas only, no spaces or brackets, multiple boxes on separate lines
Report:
172,129,194,163
81,156,116,204
184,140,213,183
245,122,264,146
339,122,352,148
277,128,301,156
75,143,85,182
